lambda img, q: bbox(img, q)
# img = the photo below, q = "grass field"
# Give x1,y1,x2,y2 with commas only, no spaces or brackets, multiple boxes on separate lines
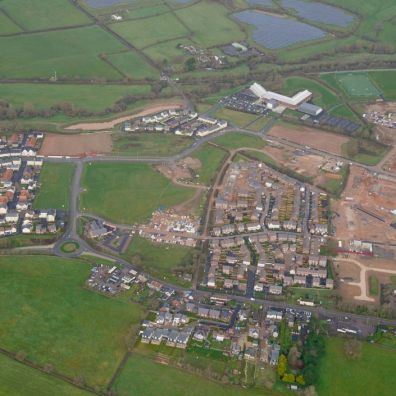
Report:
214,133,266,150
369,70,396,100
369,275,379,296
0,255,144,389
175,1,245,47
321,72,382,98
112,354,278,396
33,163,74,210
213,108,261,128
317,337,396,396
191,144,227,185
0,83,151,112
110,12,188,49
112,134,193,157
0,26,125,80
0,0,91,31
122,236,195,285
0,353,90,396
107,51,159,80
81,163,195,224
0,10,22,34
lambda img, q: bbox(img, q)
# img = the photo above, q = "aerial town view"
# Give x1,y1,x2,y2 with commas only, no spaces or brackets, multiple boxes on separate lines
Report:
1,0,396,395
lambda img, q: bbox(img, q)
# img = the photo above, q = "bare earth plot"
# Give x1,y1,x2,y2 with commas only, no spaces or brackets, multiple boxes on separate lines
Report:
333,166,396,244
39,132,112,156
336,257,396,303
269,124,349,155
66,101,185,131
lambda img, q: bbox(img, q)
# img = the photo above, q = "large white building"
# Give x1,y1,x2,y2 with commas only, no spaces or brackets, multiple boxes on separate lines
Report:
250,82,313,109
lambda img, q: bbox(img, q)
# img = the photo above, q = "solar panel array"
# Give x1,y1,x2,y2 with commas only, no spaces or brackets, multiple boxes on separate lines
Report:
234,10,326,49
282,0,354,27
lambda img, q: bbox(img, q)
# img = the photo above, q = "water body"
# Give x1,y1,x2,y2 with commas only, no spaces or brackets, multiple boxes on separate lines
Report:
234,10,326,49
282,0,354,27
247,0,274,6
84,0,135,8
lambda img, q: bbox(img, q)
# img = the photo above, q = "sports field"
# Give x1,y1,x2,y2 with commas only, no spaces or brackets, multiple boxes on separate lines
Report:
122,236,195,286
0,255,144,389
33,163,74,210
81,163,195,224
322,72,382,98
112,354,278,396
317,337,396,396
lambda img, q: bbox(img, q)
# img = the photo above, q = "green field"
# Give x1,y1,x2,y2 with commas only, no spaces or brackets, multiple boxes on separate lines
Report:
0,353,90,396
112,354,278,396
369,275,379,296
213,108,261,128
175,1,244,47
110,12,188,49
0,83,151,113
81,163,195,224
107,51,159,80
0,10,22,34
0,255,144,389
122,236,195,285
33,163,74,210
317,337,396,396
0,26,125,80
321,72,382,98
0,0,91,31
369,70,396,100
112,133,193,157
191,143,227,185
214,133,266,150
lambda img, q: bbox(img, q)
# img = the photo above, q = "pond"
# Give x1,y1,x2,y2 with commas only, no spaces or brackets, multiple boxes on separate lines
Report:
84,0,135,8
281,0,354,27
234,10,326,49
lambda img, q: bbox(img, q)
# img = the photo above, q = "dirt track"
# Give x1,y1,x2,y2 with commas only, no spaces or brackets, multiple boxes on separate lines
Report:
39,132,113,156
65,101,185,131
269,124,349,155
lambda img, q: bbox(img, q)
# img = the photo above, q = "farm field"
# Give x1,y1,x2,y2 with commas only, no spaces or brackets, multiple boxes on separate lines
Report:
112,353,278,396
107,51,160,80
112,133,193,157
0,83,151,113
81,163,195,224
0,26,126,80
0,255,144,389
122,236,195,286
213,132,266,150
368,70,396,100
0,0,91,31
190,144,227,185
0,353,90,396
175,1,244,47
317,337,396,396
33,163,74,210
0,11,22,35
109,12,188,49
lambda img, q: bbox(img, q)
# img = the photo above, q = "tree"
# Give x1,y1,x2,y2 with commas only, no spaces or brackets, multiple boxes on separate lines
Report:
185,57,196,72
296,374,305,385
282,373,295,383
277,354,287,377
15,350,27,362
